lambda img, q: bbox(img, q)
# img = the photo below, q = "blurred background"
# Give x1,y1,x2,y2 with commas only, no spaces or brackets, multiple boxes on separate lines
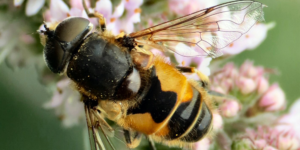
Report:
0,0,299,150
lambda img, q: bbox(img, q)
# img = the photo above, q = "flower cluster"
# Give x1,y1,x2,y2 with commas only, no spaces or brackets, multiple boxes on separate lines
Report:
43,79,83,127
210,60,286,115
190,60,290,150
233,126,299,150
43,0,143,35
3,0,299,150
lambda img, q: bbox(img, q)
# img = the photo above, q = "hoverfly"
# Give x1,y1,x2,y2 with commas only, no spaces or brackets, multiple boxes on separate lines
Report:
39,0,265,149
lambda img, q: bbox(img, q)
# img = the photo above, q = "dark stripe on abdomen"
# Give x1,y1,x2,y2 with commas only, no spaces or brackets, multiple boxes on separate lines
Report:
166,87,201,139
182,101,212,142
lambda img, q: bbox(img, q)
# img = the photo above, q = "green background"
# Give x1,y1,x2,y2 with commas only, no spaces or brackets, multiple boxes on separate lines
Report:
0,0,300,150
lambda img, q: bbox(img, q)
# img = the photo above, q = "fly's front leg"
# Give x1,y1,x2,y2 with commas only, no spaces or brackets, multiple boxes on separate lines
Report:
82,0,106,32
176,66,210,89
84,101,104,150
84,96,115,150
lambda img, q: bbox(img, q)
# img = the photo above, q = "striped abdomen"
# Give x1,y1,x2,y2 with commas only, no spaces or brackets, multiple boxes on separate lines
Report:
125,58,213,143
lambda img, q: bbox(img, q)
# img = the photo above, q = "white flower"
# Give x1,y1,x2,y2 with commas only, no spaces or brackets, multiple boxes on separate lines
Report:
14,0,45,16
44,79,84,127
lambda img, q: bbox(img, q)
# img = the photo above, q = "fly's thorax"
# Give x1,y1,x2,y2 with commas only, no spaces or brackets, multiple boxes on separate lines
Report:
67,33,141,101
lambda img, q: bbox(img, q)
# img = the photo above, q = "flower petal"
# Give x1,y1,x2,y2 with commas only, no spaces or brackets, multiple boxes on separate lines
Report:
14,0,24,7
124,0,143,10
25,0,45,16
95,0,112,19
49,0,70,22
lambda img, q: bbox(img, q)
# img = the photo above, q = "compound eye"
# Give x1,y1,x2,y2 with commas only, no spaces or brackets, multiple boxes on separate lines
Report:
55,17,91,42
43,17,93,74
44,39,65,73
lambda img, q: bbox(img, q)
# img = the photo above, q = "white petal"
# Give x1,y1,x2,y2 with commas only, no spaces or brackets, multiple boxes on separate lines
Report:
112,1,125,18
25,0,45,16
95,0,112,19
198,58,212,76
14,0,24,6
50,0,70,21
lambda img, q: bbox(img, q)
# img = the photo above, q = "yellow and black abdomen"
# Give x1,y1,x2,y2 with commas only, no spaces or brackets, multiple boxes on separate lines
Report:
125,58,213,144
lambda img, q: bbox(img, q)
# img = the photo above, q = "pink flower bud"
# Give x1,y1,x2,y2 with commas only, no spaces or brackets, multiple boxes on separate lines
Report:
257,76,269,95
258,83,285,111
240,60,264,78
212,112,223,130
219,100,241,117
236,77,257,95
194,138,210,150
240,60,254,77
219,78,234,93
222,62,235,77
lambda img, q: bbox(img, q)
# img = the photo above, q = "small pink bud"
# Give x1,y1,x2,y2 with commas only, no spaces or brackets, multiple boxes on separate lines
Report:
240,60,254,76
240,60,264,78
236,77,257,95
219,100,241,117
257,76,269,95
223,62,235,77
212,112,223,130
194,138,210,150
258,83,285,111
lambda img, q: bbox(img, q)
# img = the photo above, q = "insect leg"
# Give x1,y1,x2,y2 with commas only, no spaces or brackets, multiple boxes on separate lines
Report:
123,129,142,148
147,137,157,150
176,66,210,88
82,0,106,32
85,102,103,150
91,109,116,150
84,96,115,150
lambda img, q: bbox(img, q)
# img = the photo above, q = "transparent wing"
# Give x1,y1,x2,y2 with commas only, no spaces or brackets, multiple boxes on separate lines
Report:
129,0,266,58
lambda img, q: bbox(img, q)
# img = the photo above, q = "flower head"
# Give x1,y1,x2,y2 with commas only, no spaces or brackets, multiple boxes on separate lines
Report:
43,0,143,35
14,0,45,16
241,126,300,150
210,60,269,99
222,23,271,55
44,79,84,127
